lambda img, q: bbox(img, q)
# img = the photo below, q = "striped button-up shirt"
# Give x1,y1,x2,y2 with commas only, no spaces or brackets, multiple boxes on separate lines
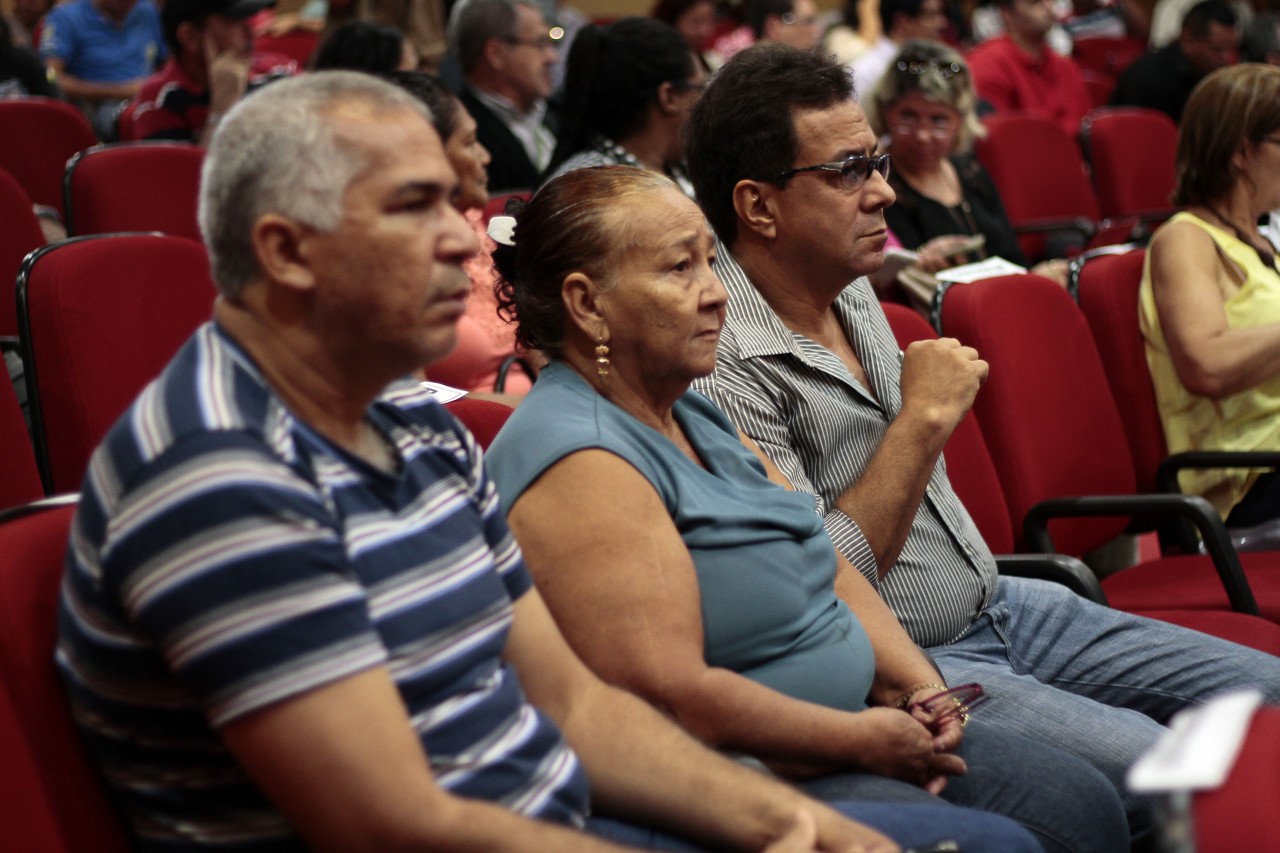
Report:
693,245,996,647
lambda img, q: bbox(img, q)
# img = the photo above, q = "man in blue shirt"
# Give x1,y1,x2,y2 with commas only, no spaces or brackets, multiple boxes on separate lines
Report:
40,0,165,137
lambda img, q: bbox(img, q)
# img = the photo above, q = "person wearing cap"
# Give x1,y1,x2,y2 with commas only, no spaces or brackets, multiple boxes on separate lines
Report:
127,0,294,145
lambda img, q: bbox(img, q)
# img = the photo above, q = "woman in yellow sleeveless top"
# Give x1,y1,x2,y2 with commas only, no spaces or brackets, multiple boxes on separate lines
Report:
1139,64,1280,524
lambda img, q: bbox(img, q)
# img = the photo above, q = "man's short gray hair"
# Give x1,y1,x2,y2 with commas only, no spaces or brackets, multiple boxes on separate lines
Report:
198,71,431,299
448,0,520,74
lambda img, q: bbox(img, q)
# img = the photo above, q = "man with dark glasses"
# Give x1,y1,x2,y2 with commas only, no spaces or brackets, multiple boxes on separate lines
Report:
688,42,1280,850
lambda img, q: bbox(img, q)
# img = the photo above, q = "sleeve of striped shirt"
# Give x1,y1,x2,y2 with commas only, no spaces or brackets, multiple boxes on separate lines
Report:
697,363,882,587
97,431,390,729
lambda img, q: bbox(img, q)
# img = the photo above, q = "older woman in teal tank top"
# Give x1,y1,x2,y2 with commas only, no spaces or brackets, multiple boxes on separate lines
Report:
482,165,1128,852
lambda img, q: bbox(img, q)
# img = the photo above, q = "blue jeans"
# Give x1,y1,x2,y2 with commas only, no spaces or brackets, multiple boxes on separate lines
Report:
930,576,1280,839
799,717,1127,853
586,799,1040,851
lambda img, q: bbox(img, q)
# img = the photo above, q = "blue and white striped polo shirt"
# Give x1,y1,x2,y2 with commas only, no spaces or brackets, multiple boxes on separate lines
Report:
57,323,589,850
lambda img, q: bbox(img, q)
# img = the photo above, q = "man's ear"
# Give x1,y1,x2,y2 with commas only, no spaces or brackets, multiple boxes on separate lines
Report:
732,179,779,240
562,270,610,341
482,36,507,72
251,214,316,293
656,80,681,116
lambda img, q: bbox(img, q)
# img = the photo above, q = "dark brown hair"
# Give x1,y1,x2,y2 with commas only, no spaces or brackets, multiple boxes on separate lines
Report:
494,165,677,356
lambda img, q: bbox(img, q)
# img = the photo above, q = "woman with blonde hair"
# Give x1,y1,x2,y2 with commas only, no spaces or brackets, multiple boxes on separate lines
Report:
866,39,1068,284
1141,63,1280,525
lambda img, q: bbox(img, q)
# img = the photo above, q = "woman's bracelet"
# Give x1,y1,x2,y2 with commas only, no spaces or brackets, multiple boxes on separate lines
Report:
893,682,947,710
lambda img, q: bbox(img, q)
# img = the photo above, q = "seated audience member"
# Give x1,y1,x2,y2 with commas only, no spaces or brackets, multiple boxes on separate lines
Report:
1241,11,1280,65
966,0,1090,134
683,43,1280,845
485,163,1125,853
5,0,52,48
1110,0,1238,123
746,0,821,50
39,0,166,139
310,18,418,71
0,15,57,96
850,0,946,103
822,0,881,65
543,18,702,196
1140,64,1280,527
1148,0,1246,47
867,40,1068,285
387,69,535,394
651,0,720,73
57,70,939,853
130,0,293,145
449,0,558,192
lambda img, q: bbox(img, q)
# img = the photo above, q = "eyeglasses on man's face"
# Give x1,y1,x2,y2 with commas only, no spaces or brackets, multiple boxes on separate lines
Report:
501,33,558,50
779,11,819,25
774,153,892,191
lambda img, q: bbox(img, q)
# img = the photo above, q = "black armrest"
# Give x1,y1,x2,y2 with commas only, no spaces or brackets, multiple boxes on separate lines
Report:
1155,450,1280,493
1153,451,1280,553
1022,493,1258,615
1011,216,1097,238
995,553,1108,605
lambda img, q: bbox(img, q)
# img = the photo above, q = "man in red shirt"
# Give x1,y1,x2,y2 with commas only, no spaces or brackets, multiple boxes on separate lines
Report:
967,0,1091,136
129,0,293,145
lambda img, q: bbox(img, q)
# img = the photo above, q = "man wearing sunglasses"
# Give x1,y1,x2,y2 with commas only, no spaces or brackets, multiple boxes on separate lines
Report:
688,42,1280,849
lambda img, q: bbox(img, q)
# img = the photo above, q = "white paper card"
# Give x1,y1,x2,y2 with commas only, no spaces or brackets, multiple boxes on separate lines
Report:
935,257,1027,284
419,381,469,404
1127,690,1263,793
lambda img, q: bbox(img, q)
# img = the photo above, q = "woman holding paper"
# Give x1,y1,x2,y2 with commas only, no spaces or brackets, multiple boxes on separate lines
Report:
866,40,1068,286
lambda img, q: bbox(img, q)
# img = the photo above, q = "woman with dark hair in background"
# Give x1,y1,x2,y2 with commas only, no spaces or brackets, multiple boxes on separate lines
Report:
542,16,704,196
311,19,418,72
1141,63,1280,525
387,70,536,394
651,0,719,72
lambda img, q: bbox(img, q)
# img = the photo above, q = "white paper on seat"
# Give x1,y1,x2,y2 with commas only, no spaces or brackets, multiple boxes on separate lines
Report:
1127,690,1263,793
419,381,468,404
935,257,1027,283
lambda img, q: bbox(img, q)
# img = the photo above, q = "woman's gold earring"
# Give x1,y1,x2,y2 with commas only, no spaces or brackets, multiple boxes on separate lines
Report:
595,340,610,378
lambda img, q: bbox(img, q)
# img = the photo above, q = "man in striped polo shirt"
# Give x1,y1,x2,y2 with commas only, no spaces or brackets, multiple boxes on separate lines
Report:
687,43,1280,845
56,71,902,851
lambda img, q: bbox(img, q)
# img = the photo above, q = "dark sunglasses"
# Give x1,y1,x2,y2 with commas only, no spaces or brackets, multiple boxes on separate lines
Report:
774,153,892,191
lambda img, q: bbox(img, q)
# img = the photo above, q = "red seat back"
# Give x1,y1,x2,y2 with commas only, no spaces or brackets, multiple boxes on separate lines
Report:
975,114,1101,260
880,303,1016,553
446,397,514,450
0,365,44,509
1071,35,1145,79
17,234,217,494
1195,706,1280,851
64,142,206,242
0,499,132,852
1074,248,1169,492
938,274,1137,554
255,30,322,67
0,98,98,217
0,166,47,339
1083,108,1177,220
